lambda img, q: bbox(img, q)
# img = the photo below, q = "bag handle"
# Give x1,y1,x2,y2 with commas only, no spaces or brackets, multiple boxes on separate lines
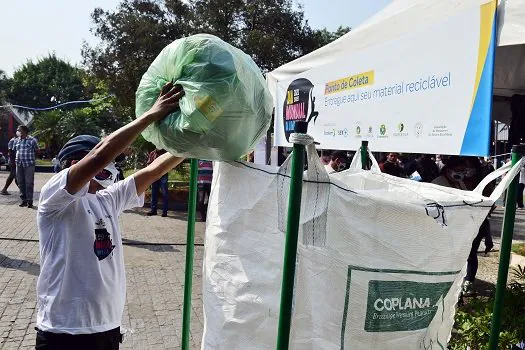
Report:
349,147,381,172
276,136,330,180
276,134,330,247
474,157,524,200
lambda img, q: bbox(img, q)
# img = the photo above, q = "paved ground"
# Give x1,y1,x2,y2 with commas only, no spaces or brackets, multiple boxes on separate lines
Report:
0,171,524,349
0,172,205,349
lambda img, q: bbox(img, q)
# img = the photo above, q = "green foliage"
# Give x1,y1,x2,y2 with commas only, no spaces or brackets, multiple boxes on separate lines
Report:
512,243,525,257
8,54,85,108
5,55,125,156
82,0,188,111
307,25,351,50
449,266,525,349
0,70,11,103
31,72,122,156
83,0,349,113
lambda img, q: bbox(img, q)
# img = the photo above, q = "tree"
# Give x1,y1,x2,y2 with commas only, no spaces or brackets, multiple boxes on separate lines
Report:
83,0,349,109
6,56,120,156
191,0,244,44
239,0,314,72
0,70,11,103
82,0,190,113
310,25,351,49
9,54,85,108
33,74,120,156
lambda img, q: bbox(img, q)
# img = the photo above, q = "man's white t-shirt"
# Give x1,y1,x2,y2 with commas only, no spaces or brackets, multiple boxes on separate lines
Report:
36,169,144,334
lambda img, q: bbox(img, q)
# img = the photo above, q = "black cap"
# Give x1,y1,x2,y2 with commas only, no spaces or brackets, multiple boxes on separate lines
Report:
58,135,101,162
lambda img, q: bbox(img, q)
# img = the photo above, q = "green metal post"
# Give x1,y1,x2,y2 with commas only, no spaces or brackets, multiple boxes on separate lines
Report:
181,158,199,350
361,140,369,170
488,145,524,349
276,121,308,349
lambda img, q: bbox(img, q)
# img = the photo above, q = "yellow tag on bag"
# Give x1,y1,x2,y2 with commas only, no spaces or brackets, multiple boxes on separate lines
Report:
194,95,224,122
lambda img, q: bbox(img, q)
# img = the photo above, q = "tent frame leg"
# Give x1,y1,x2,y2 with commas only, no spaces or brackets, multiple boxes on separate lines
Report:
488,145,524,349
276,121,308,349
181,159,199,350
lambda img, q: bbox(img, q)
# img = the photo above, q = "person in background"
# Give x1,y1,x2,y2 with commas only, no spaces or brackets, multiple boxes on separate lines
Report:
463,157,483,191
319,151,331,166
324,150,348,174
465,157,494,249
432,156,488,297
379,152,403,177
146,149,169,217
436,155,446,171
404,154,439,183
480,157,496,197
197,160,213,221
114,152,127,182
1,135,18,195
464,157,493,295
416,154,440,183
518,161,525,210
52,156,60,173
431,156,467,190
14,125,39,208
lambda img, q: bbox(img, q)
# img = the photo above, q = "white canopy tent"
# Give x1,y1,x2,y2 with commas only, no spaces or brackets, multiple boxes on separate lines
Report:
267,0,525,125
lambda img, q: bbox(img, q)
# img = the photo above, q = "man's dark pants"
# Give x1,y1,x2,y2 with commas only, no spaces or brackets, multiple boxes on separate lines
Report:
2,164,17,191
35,327,122,350
151,173,169,215
16,164,35,202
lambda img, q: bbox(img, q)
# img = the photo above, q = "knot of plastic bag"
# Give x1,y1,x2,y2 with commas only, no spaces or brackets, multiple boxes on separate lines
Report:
289,133,314,146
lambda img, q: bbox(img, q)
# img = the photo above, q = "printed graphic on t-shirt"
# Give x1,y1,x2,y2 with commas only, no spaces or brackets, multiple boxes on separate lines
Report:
93,228,115,261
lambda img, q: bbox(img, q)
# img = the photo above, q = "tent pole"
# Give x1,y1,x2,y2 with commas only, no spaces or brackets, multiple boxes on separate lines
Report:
494,121,498,169
181,159,199,350
276,121,307,349
361,140,369,170
488,145,525,349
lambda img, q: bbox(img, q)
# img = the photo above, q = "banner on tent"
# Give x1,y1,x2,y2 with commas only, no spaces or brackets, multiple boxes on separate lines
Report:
273,0,497,156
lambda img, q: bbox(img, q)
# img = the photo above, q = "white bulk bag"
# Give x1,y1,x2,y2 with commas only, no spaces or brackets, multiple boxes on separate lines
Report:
202,144,522,350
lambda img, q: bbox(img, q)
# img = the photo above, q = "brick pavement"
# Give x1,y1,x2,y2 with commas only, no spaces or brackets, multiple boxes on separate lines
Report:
0,171,205,349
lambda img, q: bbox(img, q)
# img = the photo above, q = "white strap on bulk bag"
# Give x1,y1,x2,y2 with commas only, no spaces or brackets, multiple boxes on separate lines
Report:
276,134,330,246
349,147,381,172
474,157,525,200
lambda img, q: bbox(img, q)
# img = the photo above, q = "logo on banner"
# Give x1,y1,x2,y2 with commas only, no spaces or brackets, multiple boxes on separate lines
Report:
282,78,319,142
380,125,387,136
324,129,336,137
414,122,424,138
394,122,409,137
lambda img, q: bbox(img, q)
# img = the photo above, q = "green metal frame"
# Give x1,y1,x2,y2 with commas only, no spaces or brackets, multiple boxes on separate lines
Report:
181,158,199,350
276,121,308,349
488,145,524,349
360,141,369,170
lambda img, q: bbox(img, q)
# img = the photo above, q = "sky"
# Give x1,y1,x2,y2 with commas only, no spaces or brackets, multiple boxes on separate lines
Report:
0,0,392,76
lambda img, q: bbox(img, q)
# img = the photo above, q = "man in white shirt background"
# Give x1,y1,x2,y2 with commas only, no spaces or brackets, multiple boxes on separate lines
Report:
35,82,184,349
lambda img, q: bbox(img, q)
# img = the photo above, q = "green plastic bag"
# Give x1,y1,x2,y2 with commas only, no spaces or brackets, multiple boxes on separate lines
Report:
136,34,273,161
